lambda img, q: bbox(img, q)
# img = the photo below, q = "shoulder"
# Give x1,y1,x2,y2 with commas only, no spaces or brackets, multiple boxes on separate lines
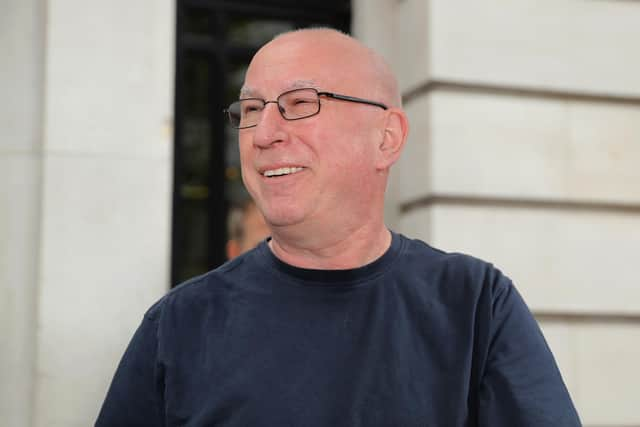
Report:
144,253,255,320
394,233,513,304
398,234,510,285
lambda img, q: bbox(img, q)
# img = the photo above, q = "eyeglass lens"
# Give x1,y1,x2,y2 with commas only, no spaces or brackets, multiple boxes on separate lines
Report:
227,88,320,129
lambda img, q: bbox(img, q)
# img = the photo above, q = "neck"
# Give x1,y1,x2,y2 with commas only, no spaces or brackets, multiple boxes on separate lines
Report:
268,220,391,270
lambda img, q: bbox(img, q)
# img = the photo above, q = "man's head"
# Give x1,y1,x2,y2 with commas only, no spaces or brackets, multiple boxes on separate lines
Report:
236,28,408,235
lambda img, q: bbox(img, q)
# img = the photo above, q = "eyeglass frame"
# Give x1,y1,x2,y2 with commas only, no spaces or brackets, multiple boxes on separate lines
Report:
223,87,389,129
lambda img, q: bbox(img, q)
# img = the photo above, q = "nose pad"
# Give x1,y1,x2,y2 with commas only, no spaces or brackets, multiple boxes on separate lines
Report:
253,102,288,148
256,101,286,125
259,101,286,125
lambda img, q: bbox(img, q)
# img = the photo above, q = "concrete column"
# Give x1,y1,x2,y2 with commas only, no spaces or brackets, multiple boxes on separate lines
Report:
31,1,175,425
1,0,175,425
0,0,45,425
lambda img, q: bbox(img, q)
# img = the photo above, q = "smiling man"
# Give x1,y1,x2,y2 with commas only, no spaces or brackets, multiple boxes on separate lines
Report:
96,29,581,426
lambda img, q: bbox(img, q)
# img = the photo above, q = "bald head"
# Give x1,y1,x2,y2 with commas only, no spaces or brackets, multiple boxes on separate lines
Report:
237,26,409,250
246,28,402,108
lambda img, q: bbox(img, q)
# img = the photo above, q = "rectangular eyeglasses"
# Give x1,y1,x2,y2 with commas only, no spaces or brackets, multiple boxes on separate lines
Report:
224,87,388,129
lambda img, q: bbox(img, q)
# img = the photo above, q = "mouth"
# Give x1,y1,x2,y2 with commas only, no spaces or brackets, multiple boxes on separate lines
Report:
261,166,306,178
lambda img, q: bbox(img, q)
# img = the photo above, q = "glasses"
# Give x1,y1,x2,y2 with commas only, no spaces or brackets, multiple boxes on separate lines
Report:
224,87,388,129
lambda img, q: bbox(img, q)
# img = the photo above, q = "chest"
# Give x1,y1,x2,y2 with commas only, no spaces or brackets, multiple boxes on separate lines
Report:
161,288,476,426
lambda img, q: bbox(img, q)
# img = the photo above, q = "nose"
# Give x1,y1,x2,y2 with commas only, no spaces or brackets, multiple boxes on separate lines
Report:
252,101,288,148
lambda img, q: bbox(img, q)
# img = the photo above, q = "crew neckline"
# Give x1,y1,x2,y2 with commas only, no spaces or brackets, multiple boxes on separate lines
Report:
254,231,404,287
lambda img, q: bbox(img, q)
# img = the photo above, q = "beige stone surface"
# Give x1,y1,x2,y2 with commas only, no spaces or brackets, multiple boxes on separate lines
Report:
572,323,640,425
567,102,640,203
534,320,640,425
44,0,174,159
34,155,171,427
0,0,44,154
399,204,640,315
352,0,395,65
428,90,570,200
393,0,430,92
30,2,175,424
396,95,432,203
0,154,41,427
400,90,640,204
1,1,44,426
429,0,640,97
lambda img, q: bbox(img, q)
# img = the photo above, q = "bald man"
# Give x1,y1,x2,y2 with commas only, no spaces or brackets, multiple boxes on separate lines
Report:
96,29,580,426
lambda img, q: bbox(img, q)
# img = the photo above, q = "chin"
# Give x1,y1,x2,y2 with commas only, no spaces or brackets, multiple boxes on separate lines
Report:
261,204,307,228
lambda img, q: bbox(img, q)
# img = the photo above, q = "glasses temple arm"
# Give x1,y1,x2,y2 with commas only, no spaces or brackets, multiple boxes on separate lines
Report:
318,92,388,110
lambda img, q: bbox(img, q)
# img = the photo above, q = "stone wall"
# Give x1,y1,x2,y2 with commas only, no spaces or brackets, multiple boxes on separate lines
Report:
1,1,174,425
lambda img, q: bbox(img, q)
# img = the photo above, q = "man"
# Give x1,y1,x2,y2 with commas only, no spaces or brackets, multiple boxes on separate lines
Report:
96,29,581,426
226,198,270,260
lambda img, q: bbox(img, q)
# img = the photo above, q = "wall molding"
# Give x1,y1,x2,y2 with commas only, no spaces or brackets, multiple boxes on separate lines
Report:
400,194,640,216
402,79,640,107
535,311,640,325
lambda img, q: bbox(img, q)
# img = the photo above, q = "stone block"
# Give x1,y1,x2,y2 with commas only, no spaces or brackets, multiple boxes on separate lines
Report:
393,0,431,92
43,0,174,159
430,0,640,97
33,154,171,426
573,323,640,425
396,95,432,203
537,320,640,425
400,90,640,204
0,0,44,153
0,153,41,427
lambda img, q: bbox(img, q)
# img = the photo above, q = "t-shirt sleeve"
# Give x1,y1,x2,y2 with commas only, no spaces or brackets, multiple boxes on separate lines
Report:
477,272,582,426
95,311,166,427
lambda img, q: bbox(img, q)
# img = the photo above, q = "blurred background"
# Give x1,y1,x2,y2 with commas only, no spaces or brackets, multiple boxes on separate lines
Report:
2,0,639,426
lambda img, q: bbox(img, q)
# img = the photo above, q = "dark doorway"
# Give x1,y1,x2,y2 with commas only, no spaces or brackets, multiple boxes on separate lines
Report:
172,0,351,285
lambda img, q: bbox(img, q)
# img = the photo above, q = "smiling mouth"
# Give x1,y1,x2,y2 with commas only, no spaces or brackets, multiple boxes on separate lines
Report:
262,166,305,178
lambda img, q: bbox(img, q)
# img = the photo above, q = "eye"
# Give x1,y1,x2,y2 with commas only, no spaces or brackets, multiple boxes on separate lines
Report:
291,97,315,105
242,101,263,115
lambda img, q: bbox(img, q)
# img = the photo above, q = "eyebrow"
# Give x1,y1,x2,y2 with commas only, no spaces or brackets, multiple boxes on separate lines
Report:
239,80,318,99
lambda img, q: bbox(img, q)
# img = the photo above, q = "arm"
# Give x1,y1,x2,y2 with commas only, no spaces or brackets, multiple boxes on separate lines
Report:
95,311,165,426
477,274,581,426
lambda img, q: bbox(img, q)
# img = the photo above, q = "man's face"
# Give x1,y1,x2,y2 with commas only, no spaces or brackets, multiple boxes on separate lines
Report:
238,34,386,230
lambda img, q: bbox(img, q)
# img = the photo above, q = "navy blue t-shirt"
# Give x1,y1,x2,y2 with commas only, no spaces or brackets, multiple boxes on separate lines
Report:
96,232,581,426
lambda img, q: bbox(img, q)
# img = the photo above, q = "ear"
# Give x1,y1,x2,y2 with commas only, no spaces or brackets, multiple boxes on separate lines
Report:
375,108,409,171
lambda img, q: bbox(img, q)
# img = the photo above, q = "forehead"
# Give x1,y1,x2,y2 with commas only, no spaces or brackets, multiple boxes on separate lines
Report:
240,79,318,98
242,34,370,96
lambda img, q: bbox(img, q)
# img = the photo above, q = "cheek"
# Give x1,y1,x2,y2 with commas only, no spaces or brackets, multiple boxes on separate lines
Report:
238,134,253,160
238,141,257,191
321,125,379,194
319,124,375,171
322,144,376,200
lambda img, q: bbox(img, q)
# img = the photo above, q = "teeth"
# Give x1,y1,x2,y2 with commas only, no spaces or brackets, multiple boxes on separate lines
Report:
263,167,304,177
